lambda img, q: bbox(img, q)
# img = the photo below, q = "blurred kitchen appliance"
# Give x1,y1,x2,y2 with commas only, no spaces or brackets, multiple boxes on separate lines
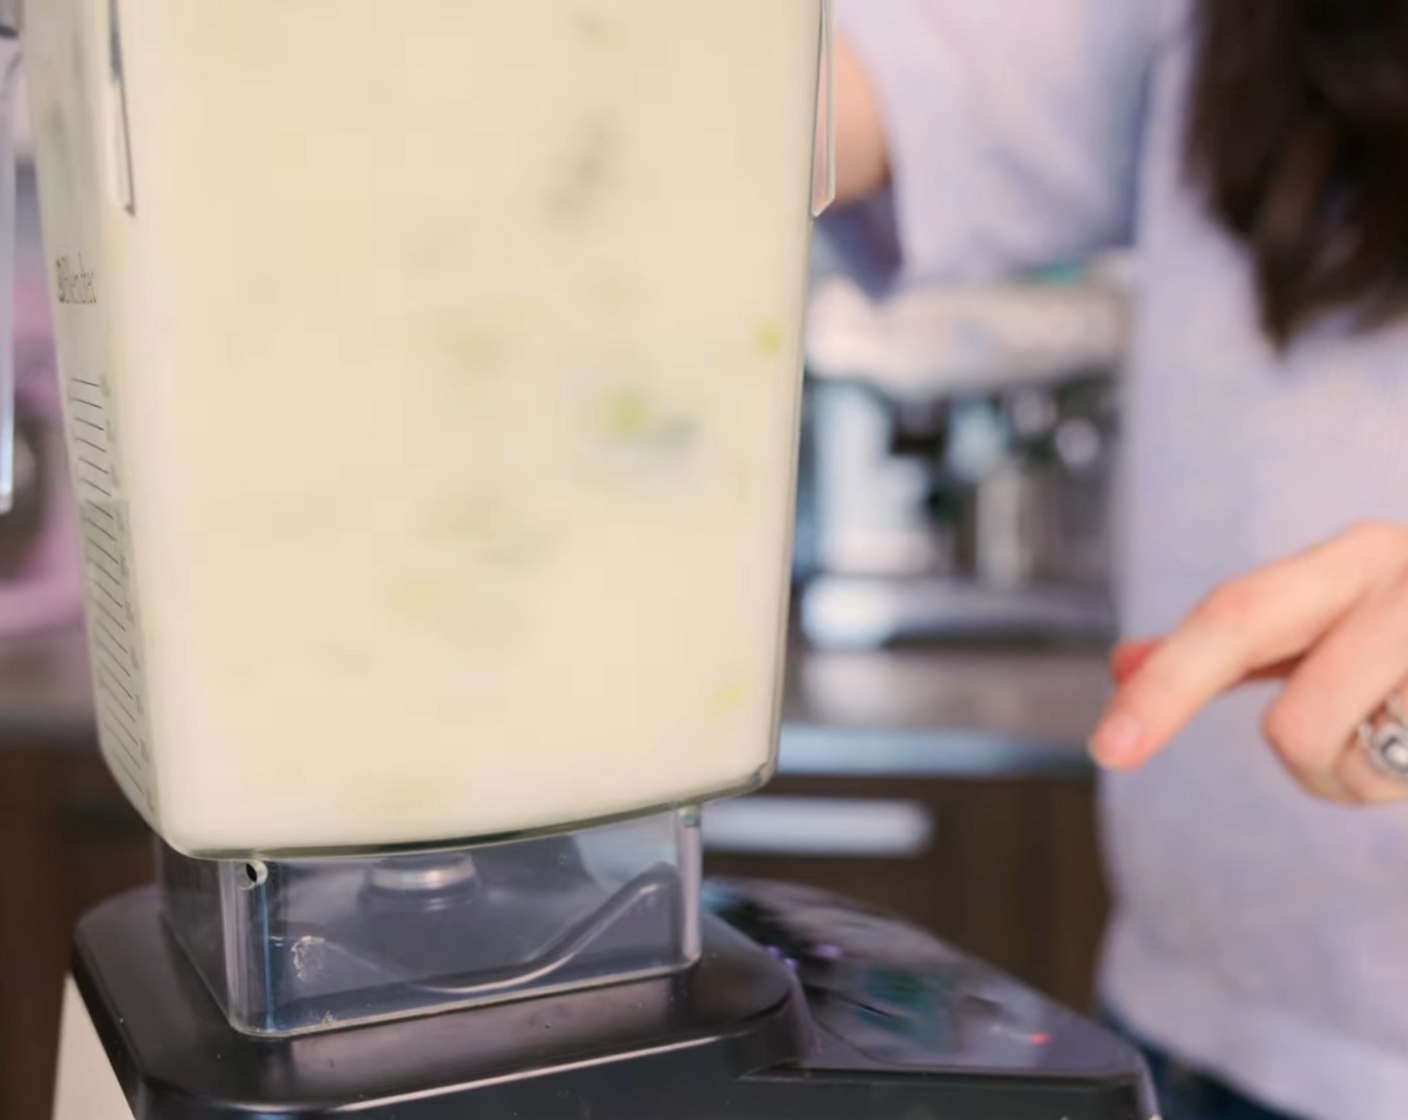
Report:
0,164,82,637
796,258,1130,650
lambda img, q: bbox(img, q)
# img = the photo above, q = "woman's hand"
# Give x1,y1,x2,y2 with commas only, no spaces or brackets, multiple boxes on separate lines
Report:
834,34,891,204
1090,522,1408,804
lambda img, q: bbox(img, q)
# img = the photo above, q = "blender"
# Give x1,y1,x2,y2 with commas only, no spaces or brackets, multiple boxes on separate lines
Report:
0,2,1155,1117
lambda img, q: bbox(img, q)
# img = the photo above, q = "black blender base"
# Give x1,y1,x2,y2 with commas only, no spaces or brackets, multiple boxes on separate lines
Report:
69,883,1155,1120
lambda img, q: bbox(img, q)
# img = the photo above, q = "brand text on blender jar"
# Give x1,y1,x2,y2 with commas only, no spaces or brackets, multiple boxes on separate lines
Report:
56,256,97,305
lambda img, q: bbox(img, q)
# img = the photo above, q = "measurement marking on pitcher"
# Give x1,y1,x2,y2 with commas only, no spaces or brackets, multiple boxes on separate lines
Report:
82,528,122,558
89,592,129,625
109,741,144,780
100,718,145,770
90,597,127,632
96,662,137,703
85,569,126,602
99,686,140,728
93,628,129,665
84,549,126,586
87,569,125,603
65,400,149,795
101,706,144,758
79,479,115,500
85,553,122,583
110,740,142,776
104,725,143,768
83,535,123,568
96,678,138,722
93,631,131,672
94,613,130,648
84,519,119,545
82,521,121,548
108,749,145,798
94,643,133,681
102,710,144,761
110,742,144,779
88,586,129,622
96,667,138,714
98,625,134,654
106,750,151,813
81,505,117,526
88,580,126,614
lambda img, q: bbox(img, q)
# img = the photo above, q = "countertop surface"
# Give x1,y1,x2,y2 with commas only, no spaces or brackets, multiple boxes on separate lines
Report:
0,621,1110,777
781,639,1110,777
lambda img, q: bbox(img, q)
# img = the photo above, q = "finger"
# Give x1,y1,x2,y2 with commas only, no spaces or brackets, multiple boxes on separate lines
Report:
1261,572,1408,793
1111,639,1301,687
1243,657,1306,685
1110,640,1158,683
1092,525,1408,769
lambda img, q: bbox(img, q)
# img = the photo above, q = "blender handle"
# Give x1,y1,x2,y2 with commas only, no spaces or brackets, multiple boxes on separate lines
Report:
0,3,21,517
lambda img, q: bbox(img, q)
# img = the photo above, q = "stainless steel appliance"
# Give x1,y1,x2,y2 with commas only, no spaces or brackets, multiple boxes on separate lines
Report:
796,258,1131,650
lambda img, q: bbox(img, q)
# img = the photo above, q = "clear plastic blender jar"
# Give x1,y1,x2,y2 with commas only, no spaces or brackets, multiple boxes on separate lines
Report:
0,0,832,858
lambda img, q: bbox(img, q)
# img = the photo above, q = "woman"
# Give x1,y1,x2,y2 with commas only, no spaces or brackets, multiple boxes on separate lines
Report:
828,2,1408,1118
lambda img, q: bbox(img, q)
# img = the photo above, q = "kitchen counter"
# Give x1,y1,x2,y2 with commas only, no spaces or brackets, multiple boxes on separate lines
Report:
0,621,1110,776
781,640,1110,777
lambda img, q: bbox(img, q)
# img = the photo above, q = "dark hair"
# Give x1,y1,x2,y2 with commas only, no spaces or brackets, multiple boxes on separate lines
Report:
1187,0,1408,346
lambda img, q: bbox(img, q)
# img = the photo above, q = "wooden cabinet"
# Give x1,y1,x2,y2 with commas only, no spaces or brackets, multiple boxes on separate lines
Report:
0,746,154,1120
0,750,1108,1120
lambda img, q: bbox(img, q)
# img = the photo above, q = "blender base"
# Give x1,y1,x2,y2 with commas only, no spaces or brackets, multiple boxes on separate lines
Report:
52,882,1157,1120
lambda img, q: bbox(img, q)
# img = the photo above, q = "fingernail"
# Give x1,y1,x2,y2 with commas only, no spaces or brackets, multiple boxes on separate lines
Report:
1091,711,1143,767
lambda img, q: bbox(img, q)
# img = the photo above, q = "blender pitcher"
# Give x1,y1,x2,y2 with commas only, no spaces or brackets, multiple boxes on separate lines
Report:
0,0,833,858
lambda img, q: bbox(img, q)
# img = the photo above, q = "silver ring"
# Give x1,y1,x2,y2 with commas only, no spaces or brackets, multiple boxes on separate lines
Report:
1358,696,1408,783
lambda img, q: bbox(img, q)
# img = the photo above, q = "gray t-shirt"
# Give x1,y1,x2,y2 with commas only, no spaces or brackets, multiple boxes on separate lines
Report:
830,1,1408,1116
